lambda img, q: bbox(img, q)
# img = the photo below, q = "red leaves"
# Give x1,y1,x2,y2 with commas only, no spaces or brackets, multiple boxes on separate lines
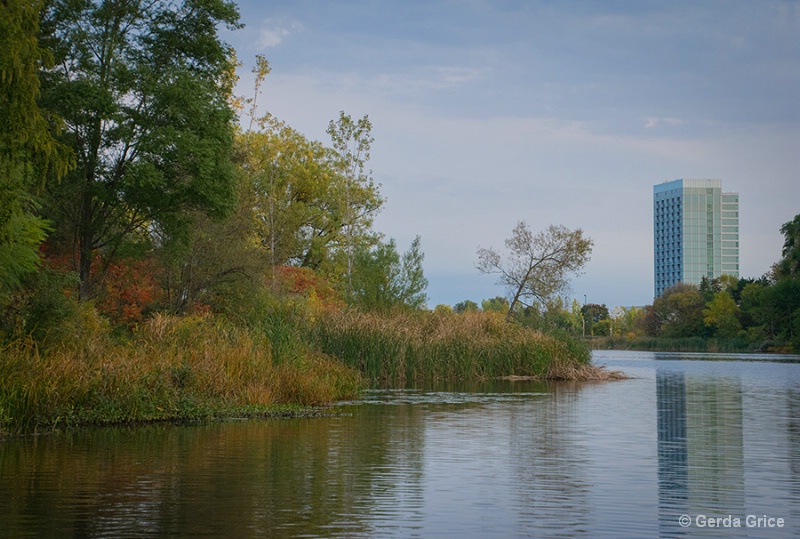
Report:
274,266,343,310
97,258,163,327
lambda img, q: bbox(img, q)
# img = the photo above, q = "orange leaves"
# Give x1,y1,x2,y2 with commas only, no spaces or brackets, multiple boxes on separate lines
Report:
96,258,163,327
274,266,343,311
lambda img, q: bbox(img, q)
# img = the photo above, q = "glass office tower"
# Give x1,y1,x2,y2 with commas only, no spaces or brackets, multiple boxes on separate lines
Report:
653,179,739,297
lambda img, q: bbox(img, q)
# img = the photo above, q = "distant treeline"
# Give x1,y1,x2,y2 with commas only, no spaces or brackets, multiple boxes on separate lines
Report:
453,214,800,354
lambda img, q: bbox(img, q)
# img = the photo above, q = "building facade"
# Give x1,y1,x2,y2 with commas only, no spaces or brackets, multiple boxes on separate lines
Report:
653,179,739,297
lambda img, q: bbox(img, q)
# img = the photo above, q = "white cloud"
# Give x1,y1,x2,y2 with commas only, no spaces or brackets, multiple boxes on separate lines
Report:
432,66,483,87
256,19,303,48
644,116,684,129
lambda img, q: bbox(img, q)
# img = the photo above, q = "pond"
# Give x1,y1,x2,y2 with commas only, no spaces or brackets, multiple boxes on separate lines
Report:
1,350,799,538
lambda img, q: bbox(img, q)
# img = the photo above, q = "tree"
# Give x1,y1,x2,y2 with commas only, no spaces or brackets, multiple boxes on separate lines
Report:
0,0,72,300
703,291,741,339
648,283,706,338
581,303,608,336
240,123,333,278
39,0,241,299
775,214,800,278
476,222,593,322
350,236,428,310
481,296,510,313
519,296,581,334
238,120,384,287
454,300,479,314
397,235,428,309
326,111,381,290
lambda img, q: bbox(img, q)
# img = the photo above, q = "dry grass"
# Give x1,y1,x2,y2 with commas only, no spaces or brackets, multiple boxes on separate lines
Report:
308,308,594,384
0,313,363,434
500,362,629,381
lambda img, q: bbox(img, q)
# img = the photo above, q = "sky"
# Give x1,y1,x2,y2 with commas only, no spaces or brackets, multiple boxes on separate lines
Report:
223,0,800,309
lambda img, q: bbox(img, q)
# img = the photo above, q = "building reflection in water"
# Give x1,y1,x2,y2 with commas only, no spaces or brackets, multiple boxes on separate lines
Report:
656,368,744,537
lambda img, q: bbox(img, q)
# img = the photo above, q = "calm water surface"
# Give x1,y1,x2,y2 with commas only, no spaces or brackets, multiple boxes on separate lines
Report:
1,350,799,538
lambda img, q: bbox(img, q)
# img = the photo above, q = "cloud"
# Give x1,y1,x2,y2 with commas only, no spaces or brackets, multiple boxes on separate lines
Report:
432,66,483,87
256,19,303,48
644,117,684,129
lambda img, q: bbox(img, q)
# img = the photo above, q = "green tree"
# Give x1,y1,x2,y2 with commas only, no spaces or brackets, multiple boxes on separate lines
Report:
240,123,331,277
703,291,741,339
644,284,706,338
619,305,645,337
326,111,381,290
476,222,593,322
238,120,384,287
770,277,800,350
481,296,509,313
39,0,241,299
350,236,428,310
157,187,265,315
0,0,72,299
581,303,608,336
454,300,479,313
530,297,581,334
740,281,776,341
775,214,800,278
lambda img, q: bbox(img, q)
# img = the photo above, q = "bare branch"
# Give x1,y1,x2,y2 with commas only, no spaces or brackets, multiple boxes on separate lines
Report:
476,221,593,322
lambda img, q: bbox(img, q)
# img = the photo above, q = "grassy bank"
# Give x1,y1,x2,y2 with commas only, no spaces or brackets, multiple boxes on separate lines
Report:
1,302,613,436
0,313,363,435
308,308,601,384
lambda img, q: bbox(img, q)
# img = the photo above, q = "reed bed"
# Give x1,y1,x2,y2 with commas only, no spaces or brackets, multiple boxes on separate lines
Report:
0,313,363,435
308,309,593,384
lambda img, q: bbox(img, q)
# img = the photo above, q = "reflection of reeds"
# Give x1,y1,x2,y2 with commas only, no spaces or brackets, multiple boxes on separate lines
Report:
308,309,594,384
0,314,363,434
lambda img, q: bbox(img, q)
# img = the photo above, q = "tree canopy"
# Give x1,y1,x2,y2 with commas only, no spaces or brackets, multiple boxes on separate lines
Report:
39,0,241,299
0,0,72,298
477,222,593,321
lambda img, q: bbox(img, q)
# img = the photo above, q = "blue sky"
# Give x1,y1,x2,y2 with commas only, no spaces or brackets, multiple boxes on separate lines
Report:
224,0,800,309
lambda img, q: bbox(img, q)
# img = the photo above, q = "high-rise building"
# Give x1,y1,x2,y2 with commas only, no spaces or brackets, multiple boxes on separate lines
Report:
653,179,739,297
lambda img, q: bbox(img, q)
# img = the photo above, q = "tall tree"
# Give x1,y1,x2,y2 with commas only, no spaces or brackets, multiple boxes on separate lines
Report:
0,0,72,298
39,0,241,299
240,122,330,283
477,222,593,322
326,111,381,290
238,120,384,285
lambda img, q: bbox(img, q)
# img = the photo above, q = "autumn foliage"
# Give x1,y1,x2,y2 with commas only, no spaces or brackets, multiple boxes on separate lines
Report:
96,258,163,327
274,266,343,310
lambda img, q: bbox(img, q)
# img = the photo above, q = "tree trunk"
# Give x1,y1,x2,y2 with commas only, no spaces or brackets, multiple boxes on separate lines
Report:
78,187,94,301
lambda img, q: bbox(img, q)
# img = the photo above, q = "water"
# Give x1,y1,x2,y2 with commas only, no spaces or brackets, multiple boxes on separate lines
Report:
1,350,799,538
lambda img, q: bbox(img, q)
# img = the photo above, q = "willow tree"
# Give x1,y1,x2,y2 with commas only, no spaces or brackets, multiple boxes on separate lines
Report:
477,222,593,322
0,0,72,298
39,0,241,299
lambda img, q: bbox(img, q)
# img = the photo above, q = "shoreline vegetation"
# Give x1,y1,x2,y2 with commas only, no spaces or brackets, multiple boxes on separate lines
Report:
0,1,616,440
0,301,617,437
587,336,797,355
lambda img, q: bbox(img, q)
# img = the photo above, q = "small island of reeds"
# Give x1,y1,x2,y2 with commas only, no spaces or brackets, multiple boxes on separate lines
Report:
0,294,616,436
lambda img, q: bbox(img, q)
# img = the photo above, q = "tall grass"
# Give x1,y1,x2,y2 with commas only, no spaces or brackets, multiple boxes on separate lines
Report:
0,313,363,435
1,297,618,435
307,309,594,384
